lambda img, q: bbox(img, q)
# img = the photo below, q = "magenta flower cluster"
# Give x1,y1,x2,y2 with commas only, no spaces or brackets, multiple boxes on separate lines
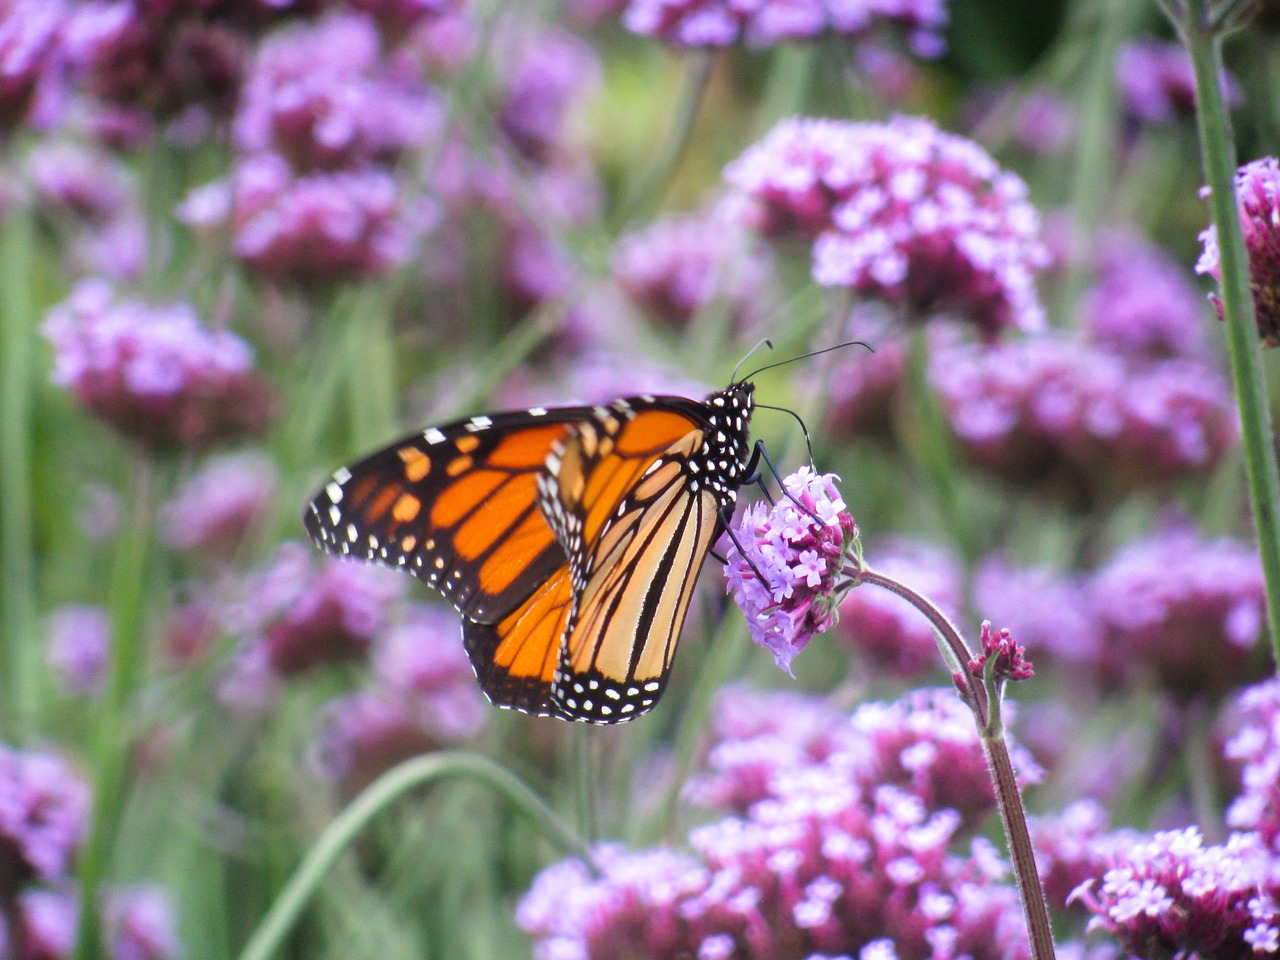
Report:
1198,156,1280,348
723,467,859,674
160,451,278,562
0,745,88,888
0,0,64,132
1115,38,1240,127
42,279,274,450
622,0,948,56
1222,679,1280,846
726,116,1048,336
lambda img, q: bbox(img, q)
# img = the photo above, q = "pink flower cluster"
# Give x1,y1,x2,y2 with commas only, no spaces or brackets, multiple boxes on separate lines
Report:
42,279,275,450
1222,679,1280,846
1116,38,1240,127
160,451,278,562
0,0,65,131
0,745,88,887
723,467,859,674
726,116,1048,336
622,0,948,55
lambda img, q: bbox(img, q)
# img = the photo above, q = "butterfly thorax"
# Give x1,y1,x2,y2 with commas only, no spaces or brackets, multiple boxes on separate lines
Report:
690,381,755,508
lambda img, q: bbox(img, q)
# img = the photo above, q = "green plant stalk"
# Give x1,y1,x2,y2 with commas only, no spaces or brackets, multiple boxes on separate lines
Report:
0,203,38,741
1179,0,1280,666
73,459,156,960
235,752,591,960
574,724,599,845
343,284,397,449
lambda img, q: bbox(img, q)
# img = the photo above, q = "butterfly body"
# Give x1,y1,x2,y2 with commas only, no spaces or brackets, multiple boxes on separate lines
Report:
305,381,756,723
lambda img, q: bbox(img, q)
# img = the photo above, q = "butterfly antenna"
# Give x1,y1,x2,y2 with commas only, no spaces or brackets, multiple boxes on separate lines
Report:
755,402,816,467
739,339,871,383
730,338,774,385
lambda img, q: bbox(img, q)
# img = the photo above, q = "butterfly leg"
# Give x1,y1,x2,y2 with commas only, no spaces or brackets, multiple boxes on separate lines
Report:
715,503,772,588
742,441,826,526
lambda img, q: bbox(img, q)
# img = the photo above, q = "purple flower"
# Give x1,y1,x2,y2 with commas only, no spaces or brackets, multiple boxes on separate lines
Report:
349,0,463,34
1197,156,1280,348
160,452,277,562
229,542,404,677
497,26,598,165
234,13,441,170
1089,526,1268,701
622,0,948,54
105,886,181,960
726,116,1048,336
26,141,131,227
816,306,907,441
179,152,432,283
929,333,1238,503
1071,827,1280,957
1083,233,1212,362
14,888,76,960
46,604,109,696
611,206,774,331
0,744,89,887
1029,800,1133,912
1222,679,1280,845
836,538,961,678
312,691,442,794
967,621,1033,684
723,467,858,674
42,280,275,451
0,0,66,132
1116,38,1240,126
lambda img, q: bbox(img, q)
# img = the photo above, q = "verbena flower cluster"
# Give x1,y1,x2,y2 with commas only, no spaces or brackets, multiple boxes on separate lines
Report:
160,451,278,562
726,115,1049,336
42,279,275,450
1198,156,1280,347
1222,678,1280,845
723,467,859,674
622,0,949,56
1115,38,1240,127
520,687,1035,960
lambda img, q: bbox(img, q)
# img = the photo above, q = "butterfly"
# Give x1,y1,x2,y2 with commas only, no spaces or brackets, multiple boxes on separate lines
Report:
303,381,760,724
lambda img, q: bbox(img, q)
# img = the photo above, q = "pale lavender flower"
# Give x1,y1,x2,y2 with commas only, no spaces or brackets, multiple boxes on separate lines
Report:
836,539,960,678
1197,156,1280,347
611,207,774,331
1072,828,1280,957
498,27,598,165
46,604,109,696
160,452,277,562
1089,526,1268,701
0,0,66,132
1010,88,1074,155
42,280,274,450
105,886,181,960
179,152,430,283
1083,233,1211,362
0,745,89,886
1029,800,1132,912
723,467,858,674
14,888,76,960
1116,38,1240,126
1222,678,1280,846
727,116,1048,335
26,141,131,227
234,13,441,170
312,691,439,793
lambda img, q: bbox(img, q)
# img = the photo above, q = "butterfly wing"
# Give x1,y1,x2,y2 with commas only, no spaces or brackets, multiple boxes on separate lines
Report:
536,399,724,723
304,407,591,625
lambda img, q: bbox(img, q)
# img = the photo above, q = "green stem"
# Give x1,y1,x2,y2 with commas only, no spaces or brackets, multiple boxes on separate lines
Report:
235,752,590,960
612,50,717,231
74,458,157,960
1178,0,1280,667
343,284,397,449
0,201,38,741
574,725,599,845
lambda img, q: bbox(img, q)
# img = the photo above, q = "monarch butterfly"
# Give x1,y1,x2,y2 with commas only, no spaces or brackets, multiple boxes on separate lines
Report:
304,380,760,723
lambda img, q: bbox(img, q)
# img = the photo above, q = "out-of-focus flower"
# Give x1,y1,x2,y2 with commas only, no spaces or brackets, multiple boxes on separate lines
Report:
837,539,960,678
611,206,774,331
1072,827,1280,956
26,141,130,227
351,0,463,35
0,0,66,132
47,604,109,696
727,116,1048,336
497,26,597,165
1221,678,1280,845
14,888,76,960
1089,526,1268,701
179,152,432,283
42,280,274,450
228,542,404,677
312,691,440,792
817,306,907,441
930,333,1238,503
1083,233,1211,362
160,452,277,561
622,0,948,55
1028,800,1124,912
162,595,222,669
724,467,858,674
1011,88,1074,155
0,744,89,887
234,13,441,170
1116,38,1240,126
1197,156,1280,347
105,886,182,960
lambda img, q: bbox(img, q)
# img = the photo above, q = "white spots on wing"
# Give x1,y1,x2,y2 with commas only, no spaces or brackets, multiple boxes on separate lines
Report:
529,407,548,416
425,428,447,444
328,505,342,525
466,415,493,432
325,481,343,503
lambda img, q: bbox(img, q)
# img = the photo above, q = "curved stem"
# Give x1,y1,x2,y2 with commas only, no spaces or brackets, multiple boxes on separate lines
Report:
1177,0,1280,670
235,751,591,960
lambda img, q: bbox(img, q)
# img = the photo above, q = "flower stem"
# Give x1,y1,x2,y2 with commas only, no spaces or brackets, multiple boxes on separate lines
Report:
574,725,599,844
1177,0,1280,668
849,564,1055,960
235,752,591,960
73,458,157,960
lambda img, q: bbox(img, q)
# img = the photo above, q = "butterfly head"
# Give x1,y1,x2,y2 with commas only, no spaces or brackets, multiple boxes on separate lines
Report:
695,380,755,506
